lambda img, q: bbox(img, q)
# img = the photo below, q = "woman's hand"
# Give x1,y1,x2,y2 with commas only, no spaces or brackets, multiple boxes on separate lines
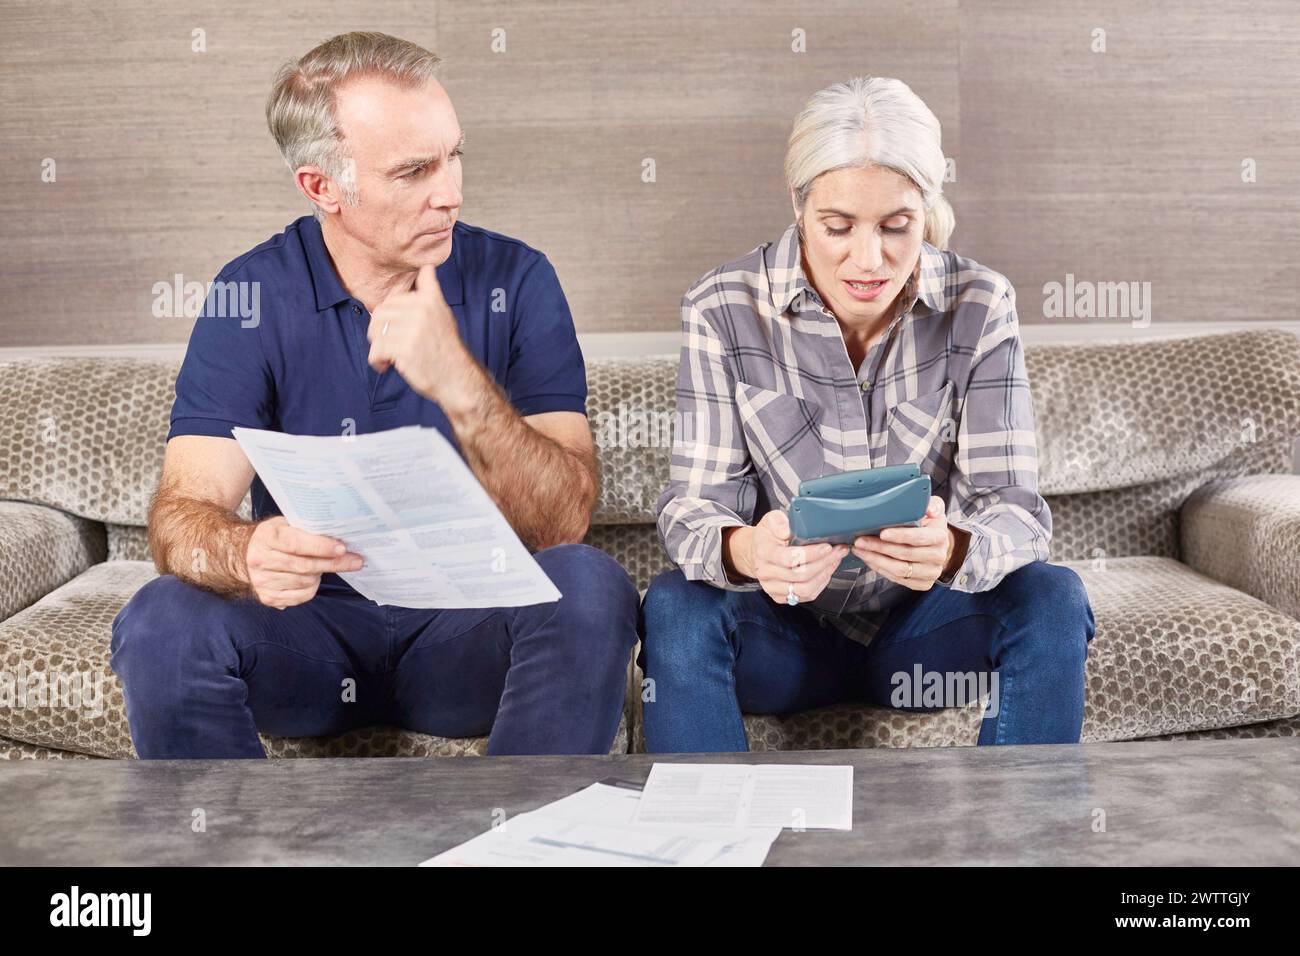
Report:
853,495,963,590
725,511,850,605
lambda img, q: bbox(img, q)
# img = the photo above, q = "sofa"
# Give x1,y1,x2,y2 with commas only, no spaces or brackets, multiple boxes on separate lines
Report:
2,328,1299,760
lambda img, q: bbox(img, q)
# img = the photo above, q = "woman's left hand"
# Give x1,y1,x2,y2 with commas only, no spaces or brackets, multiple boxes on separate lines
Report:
853,495,959,590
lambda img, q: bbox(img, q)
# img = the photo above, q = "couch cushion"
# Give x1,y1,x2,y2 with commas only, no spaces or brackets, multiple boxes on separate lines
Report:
1147,713,1300,741
1044,442,1291,562
0,561,627,758
584,331,1300,525
0,501,105,621
5,329,1298,531
587,355,677,524
630,557,1300,751
104,523,151,562
0,358,177,524
582,523,671,592
1028,329,1300,495
0,737,99,759
1073,556,1299,738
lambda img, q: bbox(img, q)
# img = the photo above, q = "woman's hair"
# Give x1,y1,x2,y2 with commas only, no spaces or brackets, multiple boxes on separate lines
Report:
266,32,442,220
785,76,953,249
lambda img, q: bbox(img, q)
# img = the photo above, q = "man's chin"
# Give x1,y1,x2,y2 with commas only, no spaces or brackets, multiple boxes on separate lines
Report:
410,233,454,266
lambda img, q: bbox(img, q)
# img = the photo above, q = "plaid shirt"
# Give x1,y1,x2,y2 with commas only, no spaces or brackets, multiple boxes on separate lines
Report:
656,221,1052,647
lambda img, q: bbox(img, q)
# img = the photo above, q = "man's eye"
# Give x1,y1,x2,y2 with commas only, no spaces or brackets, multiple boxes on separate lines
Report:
401,166,425,179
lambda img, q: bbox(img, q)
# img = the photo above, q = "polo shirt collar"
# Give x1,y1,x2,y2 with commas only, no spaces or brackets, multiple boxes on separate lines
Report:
301,216,465,311
767,219,947,318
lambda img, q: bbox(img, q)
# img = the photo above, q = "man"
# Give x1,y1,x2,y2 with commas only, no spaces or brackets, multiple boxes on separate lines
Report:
110,32,638,758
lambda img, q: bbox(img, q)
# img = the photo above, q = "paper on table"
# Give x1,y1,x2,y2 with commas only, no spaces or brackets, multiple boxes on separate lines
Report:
231,424,560,608
419,783,780,867
632,763,854,831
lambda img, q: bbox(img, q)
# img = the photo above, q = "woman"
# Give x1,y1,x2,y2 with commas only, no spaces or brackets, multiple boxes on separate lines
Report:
641,77,1097,752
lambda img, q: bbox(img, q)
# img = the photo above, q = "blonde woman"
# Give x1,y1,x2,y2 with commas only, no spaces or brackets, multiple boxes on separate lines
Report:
641,77,1096,752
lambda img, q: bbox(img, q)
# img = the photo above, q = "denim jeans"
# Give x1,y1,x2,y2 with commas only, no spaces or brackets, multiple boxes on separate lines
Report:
638,560,1096,752
110,544,639,758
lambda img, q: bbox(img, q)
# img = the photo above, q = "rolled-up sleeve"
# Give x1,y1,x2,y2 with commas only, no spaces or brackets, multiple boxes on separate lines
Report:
654,294,762,591
938,285,1052,592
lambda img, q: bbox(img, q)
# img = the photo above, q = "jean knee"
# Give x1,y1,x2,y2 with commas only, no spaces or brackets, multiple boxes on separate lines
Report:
110,575,240,678
534,543,639,656
1001,562,1094,659
639,569,732,669
1042,563,1093,635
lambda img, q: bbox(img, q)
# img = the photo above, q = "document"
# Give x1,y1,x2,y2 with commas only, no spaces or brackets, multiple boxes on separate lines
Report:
420,783,781,867
633,763,854,831
231,424,561,608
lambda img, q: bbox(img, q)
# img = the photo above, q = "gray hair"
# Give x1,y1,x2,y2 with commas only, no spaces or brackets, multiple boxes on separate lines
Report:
785,76,954,249
266,32,442,221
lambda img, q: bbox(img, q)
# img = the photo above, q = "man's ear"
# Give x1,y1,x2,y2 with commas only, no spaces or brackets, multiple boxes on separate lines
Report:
295,165,340,217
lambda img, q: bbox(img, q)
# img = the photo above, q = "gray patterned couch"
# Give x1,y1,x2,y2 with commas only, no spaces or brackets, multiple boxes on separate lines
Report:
2,328,1299,760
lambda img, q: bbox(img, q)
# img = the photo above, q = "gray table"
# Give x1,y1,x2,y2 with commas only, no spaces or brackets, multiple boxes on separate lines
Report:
1,737,1296,865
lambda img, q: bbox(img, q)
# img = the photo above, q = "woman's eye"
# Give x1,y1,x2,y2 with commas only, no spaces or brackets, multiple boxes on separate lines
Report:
882,219,911,234
824,224,851,237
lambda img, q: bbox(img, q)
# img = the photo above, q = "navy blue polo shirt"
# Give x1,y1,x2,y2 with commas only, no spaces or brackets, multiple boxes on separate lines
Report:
170,215,588,531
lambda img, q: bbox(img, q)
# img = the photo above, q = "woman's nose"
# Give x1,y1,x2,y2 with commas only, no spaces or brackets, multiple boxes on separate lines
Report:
850,233,884,274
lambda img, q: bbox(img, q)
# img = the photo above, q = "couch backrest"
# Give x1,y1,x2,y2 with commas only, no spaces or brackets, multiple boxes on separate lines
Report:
3,331,1298,557
587,329,1300,532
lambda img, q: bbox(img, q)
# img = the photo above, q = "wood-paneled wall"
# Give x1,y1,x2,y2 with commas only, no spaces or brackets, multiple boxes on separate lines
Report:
2,1,1296,345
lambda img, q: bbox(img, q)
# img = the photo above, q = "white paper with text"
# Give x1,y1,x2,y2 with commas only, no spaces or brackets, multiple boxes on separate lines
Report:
632,763,853,831
232,424,561,608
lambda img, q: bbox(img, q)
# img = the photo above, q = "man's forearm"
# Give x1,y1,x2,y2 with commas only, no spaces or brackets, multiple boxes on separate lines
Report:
147,489,256,598
440,362,598,550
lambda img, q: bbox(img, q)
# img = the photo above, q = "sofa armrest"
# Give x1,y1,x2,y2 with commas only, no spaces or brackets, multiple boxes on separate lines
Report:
0,501,106,621
1181,474,1300,621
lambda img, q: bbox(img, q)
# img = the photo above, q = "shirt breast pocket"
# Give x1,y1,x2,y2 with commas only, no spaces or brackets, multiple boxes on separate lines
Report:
886,380,956,479
734,382,825,503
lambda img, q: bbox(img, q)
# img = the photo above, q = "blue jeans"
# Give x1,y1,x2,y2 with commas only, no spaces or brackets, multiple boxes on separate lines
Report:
638,560,1096,751
110,544,639,758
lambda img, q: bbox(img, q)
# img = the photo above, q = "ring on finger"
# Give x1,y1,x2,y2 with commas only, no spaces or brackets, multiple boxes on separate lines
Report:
786,583,799,606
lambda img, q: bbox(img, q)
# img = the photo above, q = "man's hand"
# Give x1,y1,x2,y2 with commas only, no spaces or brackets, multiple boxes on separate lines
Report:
363,262,595,549
367,263,477,409
243,516,364,610
726,511,850,605
853,495,965,590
